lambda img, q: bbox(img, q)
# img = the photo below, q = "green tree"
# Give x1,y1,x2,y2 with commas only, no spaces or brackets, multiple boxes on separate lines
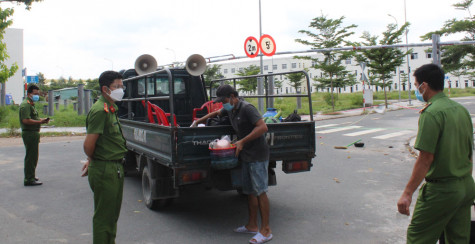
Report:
421,0,475,77
354,23,410,108
2,0,43,10
85,78,100,98
285,71,305,92
400,72,408,90
236,65,260,93
0,1,42,86
37,72,45,85
0,7,17,84
57,76,66,87
36,72,48,94
67,76,75,86
295,14,357,111
273,78,283,94
203,64,223,88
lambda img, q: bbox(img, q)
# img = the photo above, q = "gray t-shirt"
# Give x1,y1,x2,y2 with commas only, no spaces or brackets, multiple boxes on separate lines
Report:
222,99,269,162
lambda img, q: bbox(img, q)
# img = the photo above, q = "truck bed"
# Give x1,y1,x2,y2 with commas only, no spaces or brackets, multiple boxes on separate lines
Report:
120,119,316,168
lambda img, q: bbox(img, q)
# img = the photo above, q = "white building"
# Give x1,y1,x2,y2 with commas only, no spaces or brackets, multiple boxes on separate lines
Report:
1,28,24,104
217,46,473,94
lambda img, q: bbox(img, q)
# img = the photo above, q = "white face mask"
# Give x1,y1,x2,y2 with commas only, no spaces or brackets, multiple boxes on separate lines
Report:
108,88,124,101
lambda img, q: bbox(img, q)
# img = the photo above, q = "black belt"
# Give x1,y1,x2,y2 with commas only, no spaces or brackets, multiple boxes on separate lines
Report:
93,159,123,164
425,176,467,183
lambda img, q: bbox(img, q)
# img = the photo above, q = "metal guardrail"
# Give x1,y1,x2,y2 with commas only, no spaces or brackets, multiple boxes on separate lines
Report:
209,70,314,121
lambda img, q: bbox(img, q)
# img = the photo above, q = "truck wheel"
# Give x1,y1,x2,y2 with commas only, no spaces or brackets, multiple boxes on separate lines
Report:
142,165,172,210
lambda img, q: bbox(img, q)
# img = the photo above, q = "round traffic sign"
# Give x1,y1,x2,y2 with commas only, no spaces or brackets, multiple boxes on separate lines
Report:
259,34,276,56
244,36,260,58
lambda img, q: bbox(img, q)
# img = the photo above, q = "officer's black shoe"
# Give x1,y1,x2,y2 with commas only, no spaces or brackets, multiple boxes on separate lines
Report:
24,181,42,186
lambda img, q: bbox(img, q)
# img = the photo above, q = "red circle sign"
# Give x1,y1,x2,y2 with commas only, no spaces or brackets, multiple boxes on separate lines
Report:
244,36,260,58
259,34,276,56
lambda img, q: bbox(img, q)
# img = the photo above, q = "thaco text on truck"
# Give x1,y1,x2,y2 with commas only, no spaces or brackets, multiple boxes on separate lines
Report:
117,54,316,210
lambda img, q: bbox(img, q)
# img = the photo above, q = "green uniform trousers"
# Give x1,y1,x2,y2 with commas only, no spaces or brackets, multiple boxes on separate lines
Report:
88,160,124,244
22,131,40,183
407,176,475,244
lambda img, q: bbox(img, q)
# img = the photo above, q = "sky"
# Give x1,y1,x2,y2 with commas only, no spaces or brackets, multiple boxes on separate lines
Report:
4,0,471,80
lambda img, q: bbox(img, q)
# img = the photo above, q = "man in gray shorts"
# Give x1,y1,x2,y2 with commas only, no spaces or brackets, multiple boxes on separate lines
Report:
192,84,273,244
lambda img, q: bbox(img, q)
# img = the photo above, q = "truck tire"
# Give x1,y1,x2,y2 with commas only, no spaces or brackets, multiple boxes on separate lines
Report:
142,165,172,210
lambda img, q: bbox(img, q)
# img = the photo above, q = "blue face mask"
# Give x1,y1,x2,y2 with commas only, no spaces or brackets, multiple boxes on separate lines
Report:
31,95,40,102
415,83,425,102
223,102,234,111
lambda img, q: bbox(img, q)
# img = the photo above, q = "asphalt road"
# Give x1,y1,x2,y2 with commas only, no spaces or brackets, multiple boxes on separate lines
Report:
0,96,474,244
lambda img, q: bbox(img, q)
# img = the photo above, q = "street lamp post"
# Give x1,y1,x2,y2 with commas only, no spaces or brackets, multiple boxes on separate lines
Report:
388,14,401,103
404,0,412,105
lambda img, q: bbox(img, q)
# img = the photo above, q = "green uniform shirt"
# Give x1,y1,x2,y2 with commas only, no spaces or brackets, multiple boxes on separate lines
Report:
19,97,40,131
414,92,473,180
86,96,127,161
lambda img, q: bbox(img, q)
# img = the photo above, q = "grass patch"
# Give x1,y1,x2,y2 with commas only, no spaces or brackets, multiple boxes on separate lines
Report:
445,87,475,97
243,88,475,117
0,102,86,129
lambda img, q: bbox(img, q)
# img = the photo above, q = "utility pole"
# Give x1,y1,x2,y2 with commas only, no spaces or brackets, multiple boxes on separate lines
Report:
432,34,441,66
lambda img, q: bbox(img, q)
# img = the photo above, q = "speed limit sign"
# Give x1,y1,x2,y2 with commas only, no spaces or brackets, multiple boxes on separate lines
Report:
244,36,260,58
259,34,276,56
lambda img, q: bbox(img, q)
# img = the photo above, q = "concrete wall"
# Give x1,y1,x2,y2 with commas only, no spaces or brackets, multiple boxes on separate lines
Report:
4,28,23,104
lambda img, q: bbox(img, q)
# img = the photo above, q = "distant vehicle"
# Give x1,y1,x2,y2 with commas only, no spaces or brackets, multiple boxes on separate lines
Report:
118,54,316,210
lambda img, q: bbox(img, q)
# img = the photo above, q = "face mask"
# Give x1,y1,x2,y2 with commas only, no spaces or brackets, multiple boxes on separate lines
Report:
108,88,124,101
415,83,425,102
223,102,234,111
31,95,40,102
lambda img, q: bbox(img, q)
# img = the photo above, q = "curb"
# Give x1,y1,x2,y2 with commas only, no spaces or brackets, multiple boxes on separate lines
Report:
304,104,421,121
405,135,418,158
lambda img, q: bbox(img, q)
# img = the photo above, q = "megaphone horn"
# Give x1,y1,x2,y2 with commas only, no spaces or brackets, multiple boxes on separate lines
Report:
135,54,158,75
186,54,207,76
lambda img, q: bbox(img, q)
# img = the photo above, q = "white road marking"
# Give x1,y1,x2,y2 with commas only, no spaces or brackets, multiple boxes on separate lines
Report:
317,126,362,134
372,130,412,139
316,124,338,129
344,128,387,137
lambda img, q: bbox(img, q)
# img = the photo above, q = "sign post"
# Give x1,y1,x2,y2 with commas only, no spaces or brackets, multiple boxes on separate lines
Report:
360,62,369,110
244,35,277,112
445,76,451,97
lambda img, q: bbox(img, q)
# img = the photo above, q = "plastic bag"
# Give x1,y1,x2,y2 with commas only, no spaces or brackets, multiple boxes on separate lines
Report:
283,110,301,122
209,135,232,149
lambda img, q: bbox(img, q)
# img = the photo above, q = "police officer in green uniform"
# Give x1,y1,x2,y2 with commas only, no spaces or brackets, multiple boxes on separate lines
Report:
82,71,127,244
397,64,475,243
19,84,49,186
